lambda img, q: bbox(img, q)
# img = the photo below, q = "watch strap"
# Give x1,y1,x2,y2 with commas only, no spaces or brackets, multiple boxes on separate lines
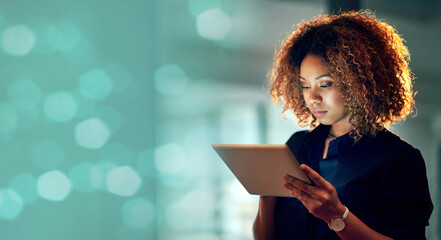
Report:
328,206,349,231
341,206,349,221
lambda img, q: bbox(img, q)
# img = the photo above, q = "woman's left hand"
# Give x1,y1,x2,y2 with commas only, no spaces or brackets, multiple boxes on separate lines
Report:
283,164,346,223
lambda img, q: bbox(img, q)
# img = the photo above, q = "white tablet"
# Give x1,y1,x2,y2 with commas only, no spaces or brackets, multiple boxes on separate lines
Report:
212,144,312,197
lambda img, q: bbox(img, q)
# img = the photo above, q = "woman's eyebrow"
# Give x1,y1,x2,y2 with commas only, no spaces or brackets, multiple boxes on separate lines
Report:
316,74,332,80
299,74,332,80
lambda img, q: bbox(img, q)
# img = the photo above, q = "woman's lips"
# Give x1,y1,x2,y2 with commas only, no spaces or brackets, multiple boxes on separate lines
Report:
313,110,327,117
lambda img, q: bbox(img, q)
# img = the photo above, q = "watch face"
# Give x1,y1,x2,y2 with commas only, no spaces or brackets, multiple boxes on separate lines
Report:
331,219,345,231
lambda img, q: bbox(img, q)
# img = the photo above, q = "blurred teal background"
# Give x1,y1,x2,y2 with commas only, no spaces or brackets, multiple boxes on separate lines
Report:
0,0,440,239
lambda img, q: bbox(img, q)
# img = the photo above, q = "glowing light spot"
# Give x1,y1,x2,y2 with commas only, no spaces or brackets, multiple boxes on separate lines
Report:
4,79,43,131
91,161,117,190
68,162,97,192
155,143,190,188
30,140,64,170
188,0,222,17
136,149,155,178
9,173,39,204
75,118,111,149
0,102,18,133
63,37,91,60
1,25,36,56
122,197,155,230
10,100,39,129
196,9,232,40
154,64,188,95
7,79,42,105
106,166,142,197
95,106,123,133
154,143,187,174
79,69,113,100
0,188,24,220
47,20,82,52
43,91,78,122
37,170,71,201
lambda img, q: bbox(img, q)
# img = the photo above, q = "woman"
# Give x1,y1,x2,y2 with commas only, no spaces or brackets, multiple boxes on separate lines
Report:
253,10,433,240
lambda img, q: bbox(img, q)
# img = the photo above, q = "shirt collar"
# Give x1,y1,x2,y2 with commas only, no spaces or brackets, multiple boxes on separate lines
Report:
303,124,356,157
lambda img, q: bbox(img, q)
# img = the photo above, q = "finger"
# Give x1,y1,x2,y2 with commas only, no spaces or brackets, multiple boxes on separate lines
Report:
299,164,331,189
283,174,314,194
291,190,311,206
283,182,313,199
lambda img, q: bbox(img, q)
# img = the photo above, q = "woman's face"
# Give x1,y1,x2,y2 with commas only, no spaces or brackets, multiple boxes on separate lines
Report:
299,54,350,129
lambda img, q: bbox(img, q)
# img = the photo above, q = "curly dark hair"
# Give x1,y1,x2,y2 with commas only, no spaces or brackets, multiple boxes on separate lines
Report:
269,10,415,141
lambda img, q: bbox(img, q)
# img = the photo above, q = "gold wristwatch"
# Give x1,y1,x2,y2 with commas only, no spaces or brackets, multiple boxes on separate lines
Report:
328,206,349,232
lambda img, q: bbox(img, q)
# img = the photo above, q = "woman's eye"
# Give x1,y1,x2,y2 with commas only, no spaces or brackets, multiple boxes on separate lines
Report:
320,82,333,88
301,85,310,89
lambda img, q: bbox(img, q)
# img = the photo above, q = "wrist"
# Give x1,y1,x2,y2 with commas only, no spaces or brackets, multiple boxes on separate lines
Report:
327,205,349,232
325,204,346,224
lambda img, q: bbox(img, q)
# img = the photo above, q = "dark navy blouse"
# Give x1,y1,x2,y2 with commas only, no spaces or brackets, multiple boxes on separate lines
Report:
275,124,433,240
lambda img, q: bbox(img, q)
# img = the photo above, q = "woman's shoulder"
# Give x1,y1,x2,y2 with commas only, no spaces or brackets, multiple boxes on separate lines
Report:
359,129,425,170
369,129,420,155
287,130,309,142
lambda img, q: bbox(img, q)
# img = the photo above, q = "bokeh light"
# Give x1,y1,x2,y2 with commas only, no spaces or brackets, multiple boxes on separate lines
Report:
43,91,78,122
121,197,155,230
6,79,41,129
47,20,82,52
68,162,97,193
79,69,114,100
0,188,24,220
1,25,36,56
188,0,222,17
154,143,187,175
0,102,18,133
69,90,96,119
196,8,232,40
9,173,39,204
91,161,118,191
75,118,111,149
7,79,42,105
30,140,65,170
154,64,188,95
37,170,72,201
106,166,142,197
154,143,190,188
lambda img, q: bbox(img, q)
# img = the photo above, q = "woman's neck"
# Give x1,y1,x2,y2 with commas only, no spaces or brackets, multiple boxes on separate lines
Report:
330,120,352,137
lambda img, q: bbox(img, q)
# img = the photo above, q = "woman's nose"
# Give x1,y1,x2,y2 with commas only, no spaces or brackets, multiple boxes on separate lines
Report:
308,86,322,104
